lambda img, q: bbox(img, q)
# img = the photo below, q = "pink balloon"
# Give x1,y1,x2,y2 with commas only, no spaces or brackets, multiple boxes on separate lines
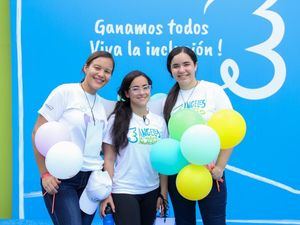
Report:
34,121,70,156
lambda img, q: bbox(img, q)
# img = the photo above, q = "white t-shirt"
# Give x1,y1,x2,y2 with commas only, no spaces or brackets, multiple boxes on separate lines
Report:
103,111,168,194
38,83,107,171
172,80,233,120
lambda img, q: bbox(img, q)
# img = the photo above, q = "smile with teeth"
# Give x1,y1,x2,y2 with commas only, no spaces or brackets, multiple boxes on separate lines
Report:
137,96,148,100
93,76,105,83
177,74,190,80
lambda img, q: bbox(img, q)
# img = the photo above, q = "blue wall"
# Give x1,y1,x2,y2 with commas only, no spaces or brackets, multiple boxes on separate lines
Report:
10,0,300,222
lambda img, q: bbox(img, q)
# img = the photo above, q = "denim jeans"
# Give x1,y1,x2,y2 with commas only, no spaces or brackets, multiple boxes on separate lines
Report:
41,171,95,225
168,173,227,225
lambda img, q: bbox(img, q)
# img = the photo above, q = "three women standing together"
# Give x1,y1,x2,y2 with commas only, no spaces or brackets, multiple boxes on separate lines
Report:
32,46,233,225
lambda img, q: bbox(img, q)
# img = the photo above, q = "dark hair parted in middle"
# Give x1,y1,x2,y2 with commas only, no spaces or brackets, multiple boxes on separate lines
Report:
109,70,152,154
163,46,198,123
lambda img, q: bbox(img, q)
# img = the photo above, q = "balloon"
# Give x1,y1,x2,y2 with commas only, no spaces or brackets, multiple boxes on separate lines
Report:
150,93,167,101
180,125,220,165
148,95,166,116
150,138,189,175
208,109,246,149
45,141,83,179
168,109,205,141
176,164,212,201
35,121,70,156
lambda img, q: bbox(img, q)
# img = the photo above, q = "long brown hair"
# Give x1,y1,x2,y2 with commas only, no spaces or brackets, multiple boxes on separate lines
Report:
109,70,152,154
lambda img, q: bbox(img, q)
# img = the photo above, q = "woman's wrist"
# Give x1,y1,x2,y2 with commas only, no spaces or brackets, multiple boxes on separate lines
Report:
159,192,167,200
214,165,225,171
41,171,51,179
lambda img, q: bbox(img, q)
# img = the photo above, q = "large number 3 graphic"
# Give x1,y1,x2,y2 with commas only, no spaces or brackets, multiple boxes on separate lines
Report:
128,127,138,143
205,0,286,100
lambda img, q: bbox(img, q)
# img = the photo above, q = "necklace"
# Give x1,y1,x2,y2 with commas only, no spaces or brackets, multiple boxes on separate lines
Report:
133,110,150,126
80,83,96,125
179,81,198,107
142,115,150,126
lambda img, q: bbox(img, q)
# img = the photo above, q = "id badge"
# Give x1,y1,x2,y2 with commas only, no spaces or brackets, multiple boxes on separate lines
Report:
83,119,104,158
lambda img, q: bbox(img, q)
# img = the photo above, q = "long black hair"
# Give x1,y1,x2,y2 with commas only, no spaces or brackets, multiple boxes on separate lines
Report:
109,70,152,154
163,46,198,123
81,51,115,82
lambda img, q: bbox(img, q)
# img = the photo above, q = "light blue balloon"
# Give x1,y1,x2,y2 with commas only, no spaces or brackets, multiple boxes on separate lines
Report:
180,125,220,165
150,138,189,175
150,93,167,101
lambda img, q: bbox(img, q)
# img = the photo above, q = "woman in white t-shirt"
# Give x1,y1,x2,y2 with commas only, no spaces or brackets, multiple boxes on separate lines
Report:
32,51,115,225
163,46,233,225
100,70,168,225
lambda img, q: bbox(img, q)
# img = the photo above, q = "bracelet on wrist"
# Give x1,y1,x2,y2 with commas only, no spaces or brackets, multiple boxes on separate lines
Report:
41,172,51,179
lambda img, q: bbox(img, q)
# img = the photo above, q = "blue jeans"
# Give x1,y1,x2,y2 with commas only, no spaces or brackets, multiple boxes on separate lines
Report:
41,171,95,225
168,173,227,225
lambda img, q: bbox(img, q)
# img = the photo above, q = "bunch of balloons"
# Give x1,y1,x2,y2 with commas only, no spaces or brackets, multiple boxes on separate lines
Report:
35,121,83,179
150,108,246,201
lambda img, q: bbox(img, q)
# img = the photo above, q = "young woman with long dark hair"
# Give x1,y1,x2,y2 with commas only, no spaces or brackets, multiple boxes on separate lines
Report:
100,70,168,225
164,46,233,225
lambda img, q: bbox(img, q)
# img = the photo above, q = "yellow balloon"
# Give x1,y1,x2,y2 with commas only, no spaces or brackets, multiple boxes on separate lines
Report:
176,164,212,201
208,109,246,149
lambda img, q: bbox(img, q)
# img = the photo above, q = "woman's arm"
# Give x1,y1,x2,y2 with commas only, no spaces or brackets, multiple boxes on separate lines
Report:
32,115,61,194
159,175,168,199
103,143,116,178
211,148,233,180
157,174,168,214
100,143,117,216
32,115,48,174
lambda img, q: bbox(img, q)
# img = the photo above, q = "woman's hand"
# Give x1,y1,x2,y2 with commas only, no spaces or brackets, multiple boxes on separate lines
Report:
156,193,168,217
100,195,115,217
211,165,224,180
42,174,61,195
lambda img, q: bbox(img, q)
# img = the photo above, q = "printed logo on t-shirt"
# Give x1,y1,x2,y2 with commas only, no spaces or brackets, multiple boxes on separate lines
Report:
45,104,54,111
184,99,206,109
128,127,161,145
174,99,207,115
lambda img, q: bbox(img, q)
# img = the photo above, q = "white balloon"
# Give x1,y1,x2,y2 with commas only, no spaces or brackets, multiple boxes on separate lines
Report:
180,125,220,165
45,141,83,179
35,121,70,156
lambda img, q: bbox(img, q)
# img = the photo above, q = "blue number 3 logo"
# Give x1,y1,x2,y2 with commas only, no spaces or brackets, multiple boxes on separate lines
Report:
128,127,138,143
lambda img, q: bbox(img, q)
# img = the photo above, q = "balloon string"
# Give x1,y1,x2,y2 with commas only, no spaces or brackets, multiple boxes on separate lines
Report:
216,180,220,192
51,193,56,214
43,191,56,214
208,164,224,192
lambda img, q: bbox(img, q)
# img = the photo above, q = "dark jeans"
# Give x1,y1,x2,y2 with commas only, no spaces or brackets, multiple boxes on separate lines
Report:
168,173,227,225
41,171,95,225
112,188,160,225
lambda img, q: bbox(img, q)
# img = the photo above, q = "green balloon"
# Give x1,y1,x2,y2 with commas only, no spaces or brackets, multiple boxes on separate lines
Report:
168,109,205,141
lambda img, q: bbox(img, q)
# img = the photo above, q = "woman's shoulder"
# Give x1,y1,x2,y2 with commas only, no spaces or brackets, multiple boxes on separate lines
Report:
52,83,80,93
199,80,222,89
60,83,80,90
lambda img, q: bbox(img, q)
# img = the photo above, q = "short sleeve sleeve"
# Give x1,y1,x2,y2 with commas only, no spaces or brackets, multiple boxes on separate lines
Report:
214,85,233,110
38,85,67,121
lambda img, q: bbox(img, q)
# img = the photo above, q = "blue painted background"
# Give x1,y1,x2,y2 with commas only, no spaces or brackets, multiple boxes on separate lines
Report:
10,0,300,222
